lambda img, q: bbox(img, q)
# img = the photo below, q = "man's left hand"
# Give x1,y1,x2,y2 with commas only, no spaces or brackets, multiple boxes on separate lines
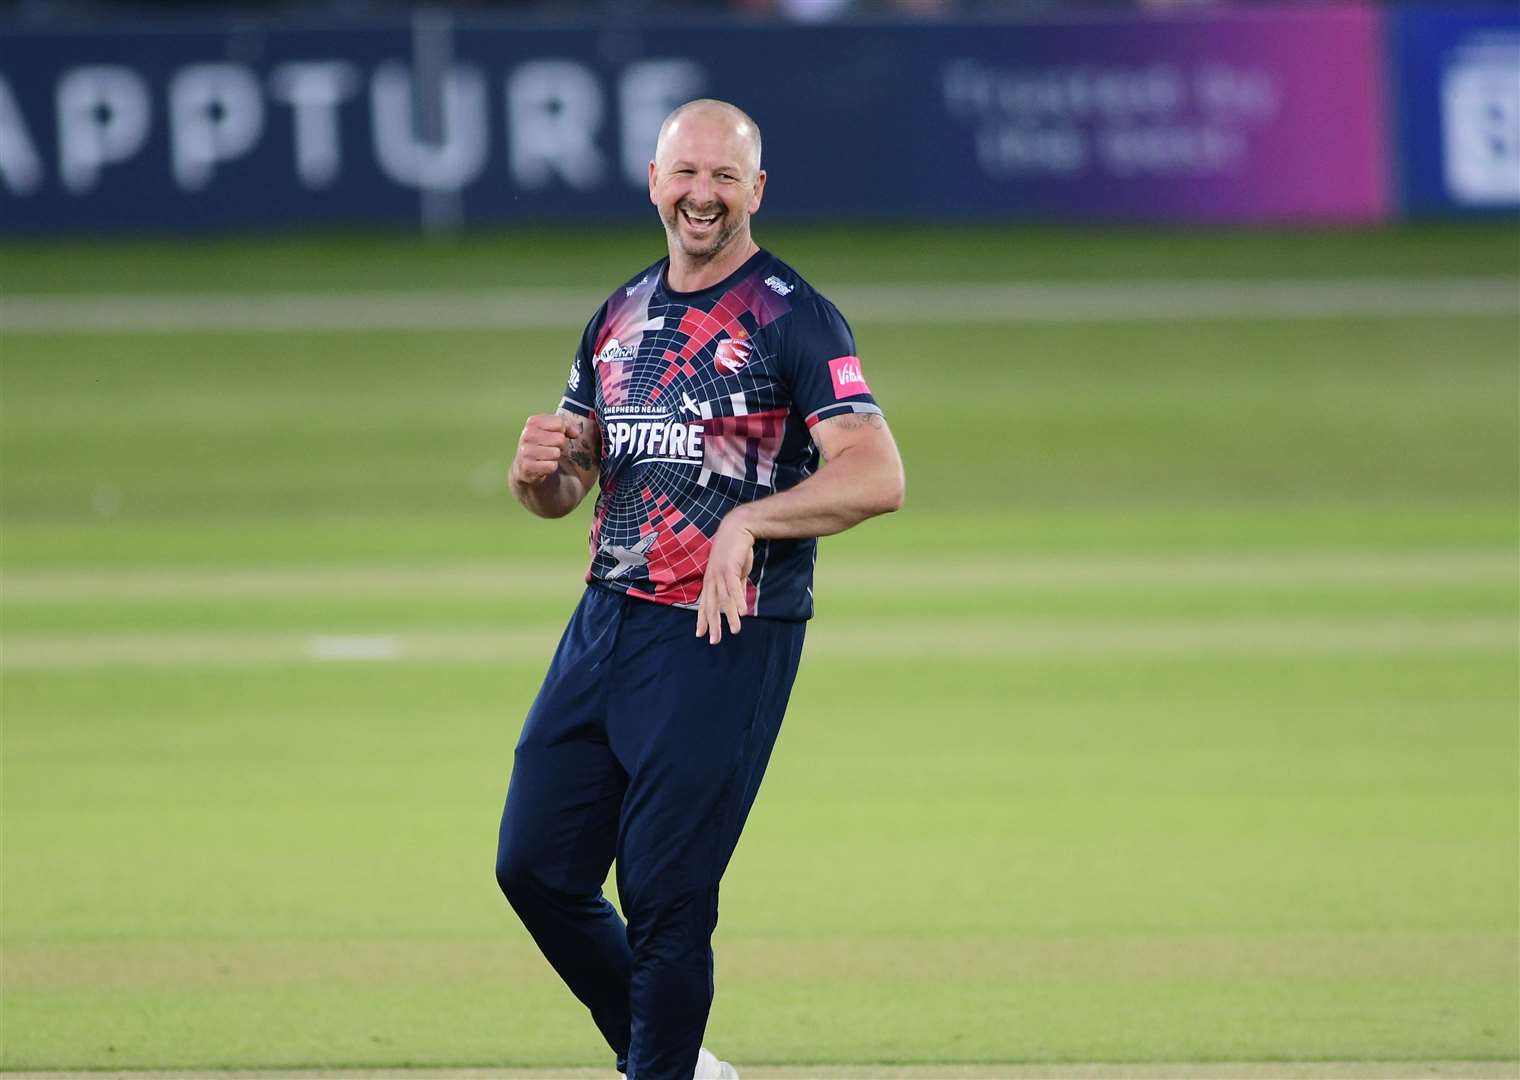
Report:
696,514,756,645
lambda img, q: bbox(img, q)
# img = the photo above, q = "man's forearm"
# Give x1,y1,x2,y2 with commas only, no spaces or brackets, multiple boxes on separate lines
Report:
511,469,588,519
510,409,599,519
727,443,903,540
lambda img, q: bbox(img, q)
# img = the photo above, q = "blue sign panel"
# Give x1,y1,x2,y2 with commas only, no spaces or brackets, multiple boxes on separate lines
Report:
1391,5,1520,215
0,9,1395,233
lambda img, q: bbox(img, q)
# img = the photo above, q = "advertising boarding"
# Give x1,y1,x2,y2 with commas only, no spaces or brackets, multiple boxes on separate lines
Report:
1391,5,1520,216
0,7,1392,233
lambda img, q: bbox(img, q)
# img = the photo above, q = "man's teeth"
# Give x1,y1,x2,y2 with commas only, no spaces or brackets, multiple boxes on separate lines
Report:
684,210,717,225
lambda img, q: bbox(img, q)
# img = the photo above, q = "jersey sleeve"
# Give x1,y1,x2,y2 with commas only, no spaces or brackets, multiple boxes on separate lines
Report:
559,304,604,418
778,296,883,431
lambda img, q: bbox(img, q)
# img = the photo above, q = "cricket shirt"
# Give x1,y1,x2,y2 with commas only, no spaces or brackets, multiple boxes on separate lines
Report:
557,248,883,621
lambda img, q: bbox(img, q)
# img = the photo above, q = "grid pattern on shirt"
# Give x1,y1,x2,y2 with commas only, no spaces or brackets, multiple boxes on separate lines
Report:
586,269,793,608
562,251,878,620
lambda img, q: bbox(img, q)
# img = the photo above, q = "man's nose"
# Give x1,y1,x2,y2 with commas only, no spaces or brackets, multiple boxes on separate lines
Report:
689,172,715,203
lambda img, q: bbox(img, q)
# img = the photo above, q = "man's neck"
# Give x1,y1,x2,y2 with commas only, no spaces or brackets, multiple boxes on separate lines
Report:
665,237,759,294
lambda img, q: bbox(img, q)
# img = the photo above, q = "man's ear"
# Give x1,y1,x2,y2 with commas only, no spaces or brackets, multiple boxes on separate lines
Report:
749,169,767,214
648,160,659,205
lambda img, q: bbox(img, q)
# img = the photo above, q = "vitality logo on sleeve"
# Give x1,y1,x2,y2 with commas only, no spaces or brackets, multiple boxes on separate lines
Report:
828,355,871,398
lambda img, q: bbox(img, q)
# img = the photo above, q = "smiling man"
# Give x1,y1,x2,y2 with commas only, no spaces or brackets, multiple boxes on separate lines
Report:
496,99,904,1080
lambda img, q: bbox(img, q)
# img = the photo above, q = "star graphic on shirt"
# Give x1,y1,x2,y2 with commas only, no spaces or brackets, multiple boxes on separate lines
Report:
602,532,657,580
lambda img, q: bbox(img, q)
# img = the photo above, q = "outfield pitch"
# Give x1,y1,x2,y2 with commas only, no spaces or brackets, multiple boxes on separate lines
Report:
1,225,1516,1073
3,1064,1520,1080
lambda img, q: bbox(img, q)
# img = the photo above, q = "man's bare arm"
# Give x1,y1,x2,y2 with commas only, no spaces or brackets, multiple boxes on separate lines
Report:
730,411,904,539
509,408,601,519
695,410,904,642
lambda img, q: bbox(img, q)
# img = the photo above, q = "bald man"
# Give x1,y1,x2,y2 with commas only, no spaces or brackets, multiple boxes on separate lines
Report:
496,99,904,1080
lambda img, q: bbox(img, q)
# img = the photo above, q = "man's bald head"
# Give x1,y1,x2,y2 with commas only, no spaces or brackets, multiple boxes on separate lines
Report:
648,98,768,278
654,99,763,180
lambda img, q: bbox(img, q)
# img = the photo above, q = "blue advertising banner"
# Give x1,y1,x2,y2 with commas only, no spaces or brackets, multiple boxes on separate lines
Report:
0,9,1393,233
1391,5,1520,215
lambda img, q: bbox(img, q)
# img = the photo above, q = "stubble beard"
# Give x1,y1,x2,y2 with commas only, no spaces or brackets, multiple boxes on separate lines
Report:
664,201,746,264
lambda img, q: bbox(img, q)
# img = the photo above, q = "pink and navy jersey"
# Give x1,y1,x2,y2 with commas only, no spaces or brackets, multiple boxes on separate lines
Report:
558,248,882,621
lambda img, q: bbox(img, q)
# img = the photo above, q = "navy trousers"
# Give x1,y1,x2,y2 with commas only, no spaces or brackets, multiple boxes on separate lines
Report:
496,585,805,1080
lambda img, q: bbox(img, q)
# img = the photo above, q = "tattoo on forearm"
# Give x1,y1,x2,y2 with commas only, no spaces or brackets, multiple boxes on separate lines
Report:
554,408,599,474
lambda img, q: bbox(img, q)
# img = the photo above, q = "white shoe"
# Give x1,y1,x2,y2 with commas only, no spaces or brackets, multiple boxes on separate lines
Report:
694,1046,740,1080
617,1047,737,1080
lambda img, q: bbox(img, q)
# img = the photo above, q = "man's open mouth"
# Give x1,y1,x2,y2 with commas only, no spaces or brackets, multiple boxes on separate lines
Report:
680,207,721,230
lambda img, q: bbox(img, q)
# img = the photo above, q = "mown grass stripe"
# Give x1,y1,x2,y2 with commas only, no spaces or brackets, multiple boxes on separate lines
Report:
4,552,1513,602
2,277,1514,334
2,1063,1517,1079
2,617,1513,669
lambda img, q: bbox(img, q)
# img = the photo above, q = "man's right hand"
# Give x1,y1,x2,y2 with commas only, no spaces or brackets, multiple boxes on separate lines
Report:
511,414,582,487
509,411,598,519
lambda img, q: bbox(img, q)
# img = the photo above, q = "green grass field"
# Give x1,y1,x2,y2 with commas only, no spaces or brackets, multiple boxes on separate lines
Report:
2,224,1517,1074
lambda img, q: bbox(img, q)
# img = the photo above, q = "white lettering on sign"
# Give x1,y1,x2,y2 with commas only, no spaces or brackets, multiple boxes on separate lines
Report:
0,74,43,194
619,60,706,186
1442,45,1520,207
3,50,712,202
56,65,151,193
1098,125,1244,176
269,61,361,190
942,57,1275,181
1193,64,1279,118
170,63,265,191
975,126,1087,178
372,61,488,192
508,60,606,190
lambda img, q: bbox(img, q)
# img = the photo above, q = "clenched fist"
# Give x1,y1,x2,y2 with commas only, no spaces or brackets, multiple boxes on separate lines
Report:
511,414,583,487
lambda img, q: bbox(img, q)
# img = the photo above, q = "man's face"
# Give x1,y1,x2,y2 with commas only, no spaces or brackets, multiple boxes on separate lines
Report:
649,111,766,262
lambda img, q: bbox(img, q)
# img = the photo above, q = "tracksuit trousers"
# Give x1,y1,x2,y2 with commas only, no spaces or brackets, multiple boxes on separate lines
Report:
496,585,806,1080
